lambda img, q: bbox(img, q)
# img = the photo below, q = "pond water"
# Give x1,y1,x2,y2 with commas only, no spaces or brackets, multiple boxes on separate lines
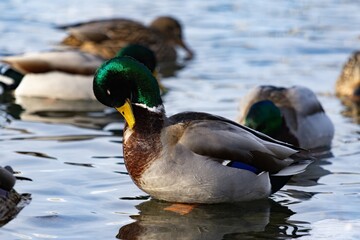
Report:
1,0,360,239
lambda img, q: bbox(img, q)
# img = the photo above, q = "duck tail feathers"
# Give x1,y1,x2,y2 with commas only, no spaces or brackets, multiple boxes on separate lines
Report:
272,159,313,177
269,159,313,193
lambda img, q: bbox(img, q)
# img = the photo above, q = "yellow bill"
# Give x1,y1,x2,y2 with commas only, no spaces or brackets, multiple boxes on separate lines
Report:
116,99,135,129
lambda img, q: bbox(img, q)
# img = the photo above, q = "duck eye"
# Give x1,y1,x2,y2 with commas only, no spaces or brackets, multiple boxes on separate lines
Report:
106,89,111,96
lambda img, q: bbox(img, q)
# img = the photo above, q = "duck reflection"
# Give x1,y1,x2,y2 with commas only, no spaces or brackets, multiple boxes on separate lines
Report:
12,97,121,129
336,51,360,124
117,199,310,240
340,101,360,124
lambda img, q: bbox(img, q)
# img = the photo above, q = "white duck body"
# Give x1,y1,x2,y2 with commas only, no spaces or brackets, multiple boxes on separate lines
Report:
1,50,103,100
14,72,95,100
238,85,334,150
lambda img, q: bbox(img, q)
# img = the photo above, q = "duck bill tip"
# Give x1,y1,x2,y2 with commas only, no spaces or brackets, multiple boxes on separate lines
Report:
116,99,135,129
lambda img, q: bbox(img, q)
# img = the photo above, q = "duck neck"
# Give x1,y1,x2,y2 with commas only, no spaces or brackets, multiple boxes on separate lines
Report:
123,103,165,186
132,103,165,134
0,63,24,90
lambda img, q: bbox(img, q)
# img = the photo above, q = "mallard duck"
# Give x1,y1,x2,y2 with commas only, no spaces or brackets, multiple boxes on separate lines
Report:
59,16,194,63
0,50,102,100
0,166,16,193
336,51,360,103
0,166,32,227
0,44,161,100
237,85,334,151
93,57,313,204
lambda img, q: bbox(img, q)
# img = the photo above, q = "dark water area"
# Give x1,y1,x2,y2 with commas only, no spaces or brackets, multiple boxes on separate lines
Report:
0,0,360,239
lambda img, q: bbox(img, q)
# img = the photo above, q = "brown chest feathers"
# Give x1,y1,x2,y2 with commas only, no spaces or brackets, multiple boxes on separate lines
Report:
123,105,164,186
123,131,162,186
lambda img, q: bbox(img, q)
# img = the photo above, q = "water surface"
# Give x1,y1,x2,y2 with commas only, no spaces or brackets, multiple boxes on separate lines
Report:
0,0,360,239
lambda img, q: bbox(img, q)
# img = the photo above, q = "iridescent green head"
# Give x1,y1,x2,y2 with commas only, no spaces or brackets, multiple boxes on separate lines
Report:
93,56,162,108
116,44,157,73
244,100,283,136
93,57,162,129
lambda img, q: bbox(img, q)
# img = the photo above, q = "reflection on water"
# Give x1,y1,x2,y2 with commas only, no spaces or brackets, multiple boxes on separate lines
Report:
340,102,360,124
9,96,122,129
117,199,310,240
0,190,31,228
1,91,123,129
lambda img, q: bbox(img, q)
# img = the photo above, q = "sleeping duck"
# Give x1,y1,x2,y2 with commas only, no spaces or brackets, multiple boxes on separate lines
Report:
93,57,313,204
336,51,360,103
0,44,162,100
60,16,194,63
237,85,334,151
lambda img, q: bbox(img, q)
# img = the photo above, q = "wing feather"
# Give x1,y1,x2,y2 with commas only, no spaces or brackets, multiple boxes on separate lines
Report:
169,112,310,173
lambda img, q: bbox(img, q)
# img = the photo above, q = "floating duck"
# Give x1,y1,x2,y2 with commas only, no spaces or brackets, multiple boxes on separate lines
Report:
0,50,102,100
336,51,360,103
237,85,334,151
0,44,161,100
60,16,194,63
0,166,32,227
0,166,16,193
93,57,312,204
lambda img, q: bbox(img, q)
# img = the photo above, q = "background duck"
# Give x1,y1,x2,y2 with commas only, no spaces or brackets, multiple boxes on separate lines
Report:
0,166,16,194
0,44,161,100
336,51,360,104
59,16,194,63
93,57,312,204
0,166,31,227
0,50,103,100
237,85,334,151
